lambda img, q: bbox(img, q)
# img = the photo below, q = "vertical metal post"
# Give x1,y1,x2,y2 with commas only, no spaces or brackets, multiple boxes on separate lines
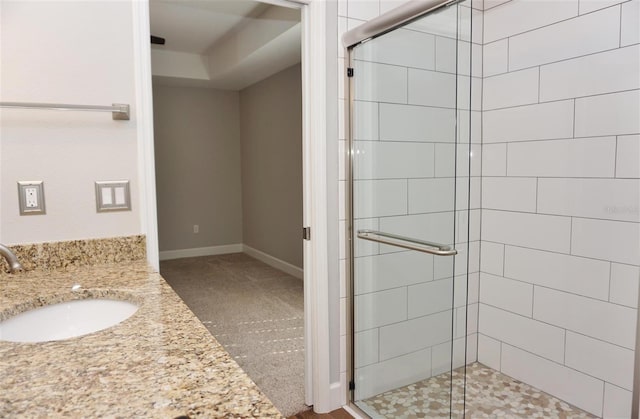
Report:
345,45,357,406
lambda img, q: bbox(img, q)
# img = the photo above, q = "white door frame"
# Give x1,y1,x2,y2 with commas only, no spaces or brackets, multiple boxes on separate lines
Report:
131,0,335,413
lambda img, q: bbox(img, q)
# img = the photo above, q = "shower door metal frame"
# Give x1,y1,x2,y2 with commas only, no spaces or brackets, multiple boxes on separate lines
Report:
343,0,466,415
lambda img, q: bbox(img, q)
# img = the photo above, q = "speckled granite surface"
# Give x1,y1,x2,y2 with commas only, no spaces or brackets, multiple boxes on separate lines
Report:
0,261,283,418
0,235,146,273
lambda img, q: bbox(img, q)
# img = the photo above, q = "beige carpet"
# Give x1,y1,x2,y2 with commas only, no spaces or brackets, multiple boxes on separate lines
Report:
160,253,308,417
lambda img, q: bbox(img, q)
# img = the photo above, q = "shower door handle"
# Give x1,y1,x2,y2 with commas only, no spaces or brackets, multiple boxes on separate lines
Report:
357,230,457,256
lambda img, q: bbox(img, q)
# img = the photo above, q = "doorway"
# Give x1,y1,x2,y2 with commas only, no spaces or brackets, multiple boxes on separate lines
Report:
148,1,307,416
134,0,338,413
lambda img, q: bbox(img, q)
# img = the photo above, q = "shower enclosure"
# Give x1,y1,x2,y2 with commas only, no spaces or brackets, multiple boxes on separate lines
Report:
344,0,640,418
345,1,473,416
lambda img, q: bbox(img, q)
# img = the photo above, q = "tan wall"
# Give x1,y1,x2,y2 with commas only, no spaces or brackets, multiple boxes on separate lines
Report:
153,85,242,251
240,64,303,269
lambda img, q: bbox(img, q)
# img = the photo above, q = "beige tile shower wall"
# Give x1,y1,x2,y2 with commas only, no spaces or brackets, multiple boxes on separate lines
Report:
153,85,242,252
0,1,141,244
478,1,640,417
338,0,483,401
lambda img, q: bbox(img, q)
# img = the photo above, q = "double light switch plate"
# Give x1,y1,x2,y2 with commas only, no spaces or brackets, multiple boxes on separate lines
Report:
95,180,131,212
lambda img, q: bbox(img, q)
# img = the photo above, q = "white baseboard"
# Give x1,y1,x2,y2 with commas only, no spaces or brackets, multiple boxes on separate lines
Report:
330,378,347,411
159,243,243,261
343,404,368,419
243,244,303,279
159,243,303,279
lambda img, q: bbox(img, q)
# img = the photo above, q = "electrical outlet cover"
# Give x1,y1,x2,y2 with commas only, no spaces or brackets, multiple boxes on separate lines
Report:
18,181,46,215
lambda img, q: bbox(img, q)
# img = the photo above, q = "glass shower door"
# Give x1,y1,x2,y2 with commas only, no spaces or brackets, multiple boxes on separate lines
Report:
348,3,472,418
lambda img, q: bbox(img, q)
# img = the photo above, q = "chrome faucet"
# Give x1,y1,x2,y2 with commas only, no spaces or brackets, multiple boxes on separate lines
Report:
0,243,23,273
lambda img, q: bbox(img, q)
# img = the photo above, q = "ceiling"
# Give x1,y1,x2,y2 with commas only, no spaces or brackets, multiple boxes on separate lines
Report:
149,0,301,90
149,0,267,54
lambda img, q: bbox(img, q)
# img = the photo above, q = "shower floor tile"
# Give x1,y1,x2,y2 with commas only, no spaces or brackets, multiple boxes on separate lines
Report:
360,362,597,418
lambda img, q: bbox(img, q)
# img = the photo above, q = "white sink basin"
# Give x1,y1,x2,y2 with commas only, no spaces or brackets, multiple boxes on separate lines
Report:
0,299,139,343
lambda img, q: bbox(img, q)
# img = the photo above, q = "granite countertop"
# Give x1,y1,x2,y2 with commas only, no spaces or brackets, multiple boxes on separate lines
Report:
0,261,283,418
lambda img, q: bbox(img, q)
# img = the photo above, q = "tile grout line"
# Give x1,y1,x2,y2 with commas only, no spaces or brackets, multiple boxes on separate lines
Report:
474,173,634,180
486,1,623,45
537,66,541,103
531,285,535,319
405,284,409,322
482,87,640,113
504,142,508,176
480,301,635,352
481,268,635,314
572,98,578,140
535,178,539,213
479,239,640,271
352,57,480,78
433,34,437,74
406,178,409,215
483,332,625,403
406,67,409,105
619,3,623,47
483,0,514,12
614,135,619,178
569,217,573,254
563,326,567,364
429,343,434,378
601,379,606,418
506,37,510,73
377,99,380,141
354,83,637,114
502,243,506,276
484,43,639,79
366,335,458,365
478,29,485,350
377,325,381,364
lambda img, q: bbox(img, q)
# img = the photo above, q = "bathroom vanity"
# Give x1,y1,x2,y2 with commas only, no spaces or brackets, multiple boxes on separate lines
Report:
0,260,282,417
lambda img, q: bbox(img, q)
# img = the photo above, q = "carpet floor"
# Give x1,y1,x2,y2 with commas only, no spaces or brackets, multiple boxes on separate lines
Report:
160,253,308,417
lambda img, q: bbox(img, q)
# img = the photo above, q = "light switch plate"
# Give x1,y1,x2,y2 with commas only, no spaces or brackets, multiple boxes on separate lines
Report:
95,180,131,212
18,181,46,215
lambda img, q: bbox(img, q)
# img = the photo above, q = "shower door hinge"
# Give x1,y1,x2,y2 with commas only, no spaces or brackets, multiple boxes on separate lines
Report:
303,227,311,240
347,67,354,77
349,380,355,390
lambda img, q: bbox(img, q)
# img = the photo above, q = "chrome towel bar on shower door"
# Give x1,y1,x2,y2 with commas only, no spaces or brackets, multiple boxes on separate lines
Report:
357,230,457,256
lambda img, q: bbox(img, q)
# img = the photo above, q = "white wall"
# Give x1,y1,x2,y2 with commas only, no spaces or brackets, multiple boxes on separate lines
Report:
0,1,141,245
478,1,639,417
